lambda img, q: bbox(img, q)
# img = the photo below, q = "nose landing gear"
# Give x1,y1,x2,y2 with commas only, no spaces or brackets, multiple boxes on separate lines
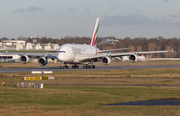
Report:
60,62,69,69
60,66,69,69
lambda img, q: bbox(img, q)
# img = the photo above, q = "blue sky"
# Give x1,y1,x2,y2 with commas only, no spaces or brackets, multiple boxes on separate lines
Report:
0,0,180,39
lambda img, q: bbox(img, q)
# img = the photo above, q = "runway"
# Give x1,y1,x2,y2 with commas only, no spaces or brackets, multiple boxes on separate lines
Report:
0,65,180,73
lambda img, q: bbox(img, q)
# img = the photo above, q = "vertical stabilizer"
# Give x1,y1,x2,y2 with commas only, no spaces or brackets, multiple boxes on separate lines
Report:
90,17,99,46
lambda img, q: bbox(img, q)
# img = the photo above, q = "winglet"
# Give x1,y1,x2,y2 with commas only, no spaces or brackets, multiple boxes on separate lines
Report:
90,17,100,46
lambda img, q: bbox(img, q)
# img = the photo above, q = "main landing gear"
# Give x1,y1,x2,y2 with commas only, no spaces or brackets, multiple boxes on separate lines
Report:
60,63,79,69
83,64,95,69
59,62,95,69
72,64,79,69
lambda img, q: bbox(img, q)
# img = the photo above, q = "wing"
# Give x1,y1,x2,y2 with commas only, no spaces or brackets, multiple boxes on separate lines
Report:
7,52,57,59
108,50,173,58
76,49,173,62
98,48,129,53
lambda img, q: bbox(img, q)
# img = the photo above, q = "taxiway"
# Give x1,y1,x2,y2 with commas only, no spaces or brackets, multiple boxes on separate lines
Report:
0,65,180,73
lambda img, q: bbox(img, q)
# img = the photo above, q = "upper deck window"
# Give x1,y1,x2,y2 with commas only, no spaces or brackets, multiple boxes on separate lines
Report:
59,51,66,53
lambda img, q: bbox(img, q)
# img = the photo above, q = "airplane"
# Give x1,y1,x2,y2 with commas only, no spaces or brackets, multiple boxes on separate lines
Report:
10,17,173,69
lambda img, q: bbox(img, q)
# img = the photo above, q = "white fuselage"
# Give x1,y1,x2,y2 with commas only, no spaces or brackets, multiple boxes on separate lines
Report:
56,44,98,63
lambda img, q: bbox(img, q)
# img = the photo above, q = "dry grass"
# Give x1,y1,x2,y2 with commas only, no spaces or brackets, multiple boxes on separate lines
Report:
1,67,180,86
1,105,180,116
0,60,180,68
2,76,180,86
1,66,180,78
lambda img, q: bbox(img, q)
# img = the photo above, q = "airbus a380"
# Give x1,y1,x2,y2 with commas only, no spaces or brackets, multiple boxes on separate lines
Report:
13,17,173,69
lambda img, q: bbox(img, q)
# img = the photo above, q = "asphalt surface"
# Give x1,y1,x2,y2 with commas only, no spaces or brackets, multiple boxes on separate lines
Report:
0,65,180,73
108,100,180,106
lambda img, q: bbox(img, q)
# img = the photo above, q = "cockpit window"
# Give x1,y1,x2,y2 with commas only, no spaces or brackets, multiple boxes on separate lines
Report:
59,51,66,53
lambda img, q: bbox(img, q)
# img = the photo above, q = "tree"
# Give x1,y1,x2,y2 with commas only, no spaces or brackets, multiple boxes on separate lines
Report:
128,45,135,52
136,45,142,52
148,43,156,58
165,46,173,58
17,36,27,40
1,37,9,40
148,43,156,51
113,41,125,49
97,43,113,50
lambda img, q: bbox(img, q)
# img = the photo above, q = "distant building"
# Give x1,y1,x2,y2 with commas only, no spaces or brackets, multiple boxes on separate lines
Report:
99,38,119,45
0,53,20,62
33,39,37,43
0,39,60,51
0,40,26,50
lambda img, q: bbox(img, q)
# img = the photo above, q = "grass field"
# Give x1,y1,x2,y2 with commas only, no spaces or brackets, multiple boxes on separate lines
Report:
1,86,180,116
0,60,180,68
1,61,180,115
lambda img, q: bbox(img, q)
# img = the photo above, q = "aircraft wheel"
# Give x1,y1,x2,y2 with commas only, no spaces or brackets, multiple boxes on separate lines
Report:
92,65,95,69
88,65,91,69
60,66,64,69
86,64,89,69
83,64,89,69
83,65,86,69
89,65,93,69
64,66,69,69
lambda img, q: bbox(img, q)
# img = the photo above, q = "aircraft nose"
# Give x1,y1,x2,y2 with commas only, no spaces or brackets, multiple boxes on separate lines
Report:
57,53,66,61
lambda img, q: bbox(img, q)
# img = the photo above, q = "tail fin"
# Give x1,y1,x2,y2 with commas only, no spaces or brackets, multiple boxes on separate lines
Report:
90,17,100,46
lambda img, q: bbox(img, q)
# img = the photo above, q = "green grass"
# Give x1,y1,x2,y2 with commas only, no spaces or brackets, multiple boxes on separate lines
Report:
1,64,180,115
1,86,180,116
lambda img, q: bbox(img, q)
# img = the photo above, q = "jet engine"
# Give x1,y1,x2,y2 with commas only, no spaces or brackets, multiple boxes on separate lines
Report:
20,55,29,64
101,56,112,65
129,54,138,62
38,57,48,66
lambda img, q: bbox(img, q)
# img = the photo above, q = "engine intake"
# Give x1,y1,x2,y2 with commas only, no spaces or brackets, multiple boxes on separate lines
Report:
129,54,138,62
20,55,29,64
38,57,48,66
101,56,112,65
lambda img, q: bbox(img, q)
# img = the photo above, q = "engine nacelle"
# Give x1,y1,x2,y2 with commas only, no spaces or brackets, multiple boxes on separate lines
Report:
129,54,138,62
20,55,29,64
38,57,48,66
101,56,112,65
